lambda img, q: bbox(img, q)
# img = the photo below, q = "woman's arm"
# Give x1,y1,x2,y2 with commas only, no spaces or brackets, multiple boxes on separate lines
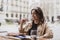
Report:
19,19,28,34
41,23,53,39
19,19,32,35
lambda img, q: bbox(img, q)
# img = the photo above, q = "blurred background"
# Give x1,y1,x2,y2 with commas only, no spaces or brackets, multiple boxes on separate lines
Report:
0,0,60,40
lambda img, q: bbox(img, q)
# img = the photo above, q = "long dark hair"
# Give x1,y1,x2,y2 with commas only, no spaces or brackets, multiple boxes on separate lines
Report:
31,7,45,25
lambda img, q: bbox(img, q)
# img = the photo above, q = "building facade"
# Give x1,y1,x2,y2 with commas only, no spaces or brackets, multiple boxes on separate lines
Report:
0,0,29,21
0,0,60,23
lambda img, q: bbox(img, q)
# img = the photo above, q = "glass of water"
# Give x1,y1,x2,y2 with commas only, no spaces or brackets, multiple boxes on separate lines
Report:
30,30,37,40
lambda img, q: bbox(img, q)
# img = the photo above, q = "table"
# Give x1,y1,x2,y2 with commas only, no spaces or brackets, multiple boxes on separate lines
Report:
0,36,21,40
0,36,50,40
0,35,32,40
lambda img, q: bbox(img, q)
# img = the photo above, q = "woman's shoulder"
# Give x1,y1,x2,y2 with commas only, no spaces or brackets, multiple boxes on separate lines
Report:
43,22,50,28
42,21,48,25
39,22,48,28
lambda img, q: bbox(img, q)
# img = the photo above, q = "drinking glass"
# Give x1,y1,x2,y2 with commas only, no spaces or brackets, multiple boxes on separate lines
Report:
30,30,37,40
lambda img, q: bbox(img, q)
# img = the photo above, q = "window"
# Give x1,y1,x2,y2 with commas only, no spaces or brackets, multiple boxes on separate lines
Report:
16,0,18,1
20,0,22,2
27,2,28,5
7,0,8,4
24,1,25,4
11,2,13,5
6,13,8,17
23,14,25,18
0,0,3,11
57,16,60,19
20,14,21,19
16,13,18,17
16,1,18,6
11,13,13,17
27,14,28,17
6,6,8,11
0,6,3,11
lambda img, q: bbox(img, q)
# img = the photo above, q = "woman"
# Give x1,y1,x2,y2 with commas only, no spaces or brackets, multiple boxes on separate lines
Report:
19,7,53,40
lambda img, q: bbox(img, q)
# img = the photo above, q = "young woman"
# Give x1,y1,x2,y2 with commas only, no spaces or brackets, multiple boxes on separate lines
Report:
19,7,53,40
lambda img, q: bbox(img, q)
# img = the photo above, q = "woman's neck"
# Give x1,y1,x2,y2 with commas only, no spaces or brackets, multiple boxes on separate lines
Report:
34,20,40,24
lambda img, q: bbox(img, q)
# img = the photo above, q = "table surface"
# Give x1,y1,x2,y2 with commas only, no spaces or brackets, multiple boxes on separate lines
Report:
0,35,32,40
0,36,21,40
0,35,50,40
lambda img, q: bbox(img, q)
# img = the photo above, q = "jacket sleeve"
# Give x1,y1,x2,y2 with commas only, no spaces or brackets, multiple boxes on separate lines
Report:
19,23,32,34
42,23,53,39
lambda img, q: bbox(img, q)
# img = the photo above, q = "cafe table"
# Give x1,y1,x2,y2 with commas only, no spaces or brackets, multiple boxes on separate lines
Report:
0,35,50,40
0,35,32,40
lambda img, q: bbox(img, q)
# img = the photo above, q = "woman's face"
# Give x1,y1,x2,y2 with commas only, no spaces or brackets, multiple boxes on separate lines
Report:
31,10,39,21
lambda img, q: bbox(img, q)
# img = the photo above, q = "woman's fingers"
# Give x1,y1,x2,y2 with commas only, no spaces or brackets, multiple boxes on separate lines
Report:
20,19,28,24
8,33,19,36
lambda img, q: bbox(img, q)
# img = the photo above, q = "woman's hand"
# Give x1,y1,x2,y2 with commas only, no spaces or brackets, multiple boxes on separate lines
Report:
20,19,28,25
8,33,19,36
